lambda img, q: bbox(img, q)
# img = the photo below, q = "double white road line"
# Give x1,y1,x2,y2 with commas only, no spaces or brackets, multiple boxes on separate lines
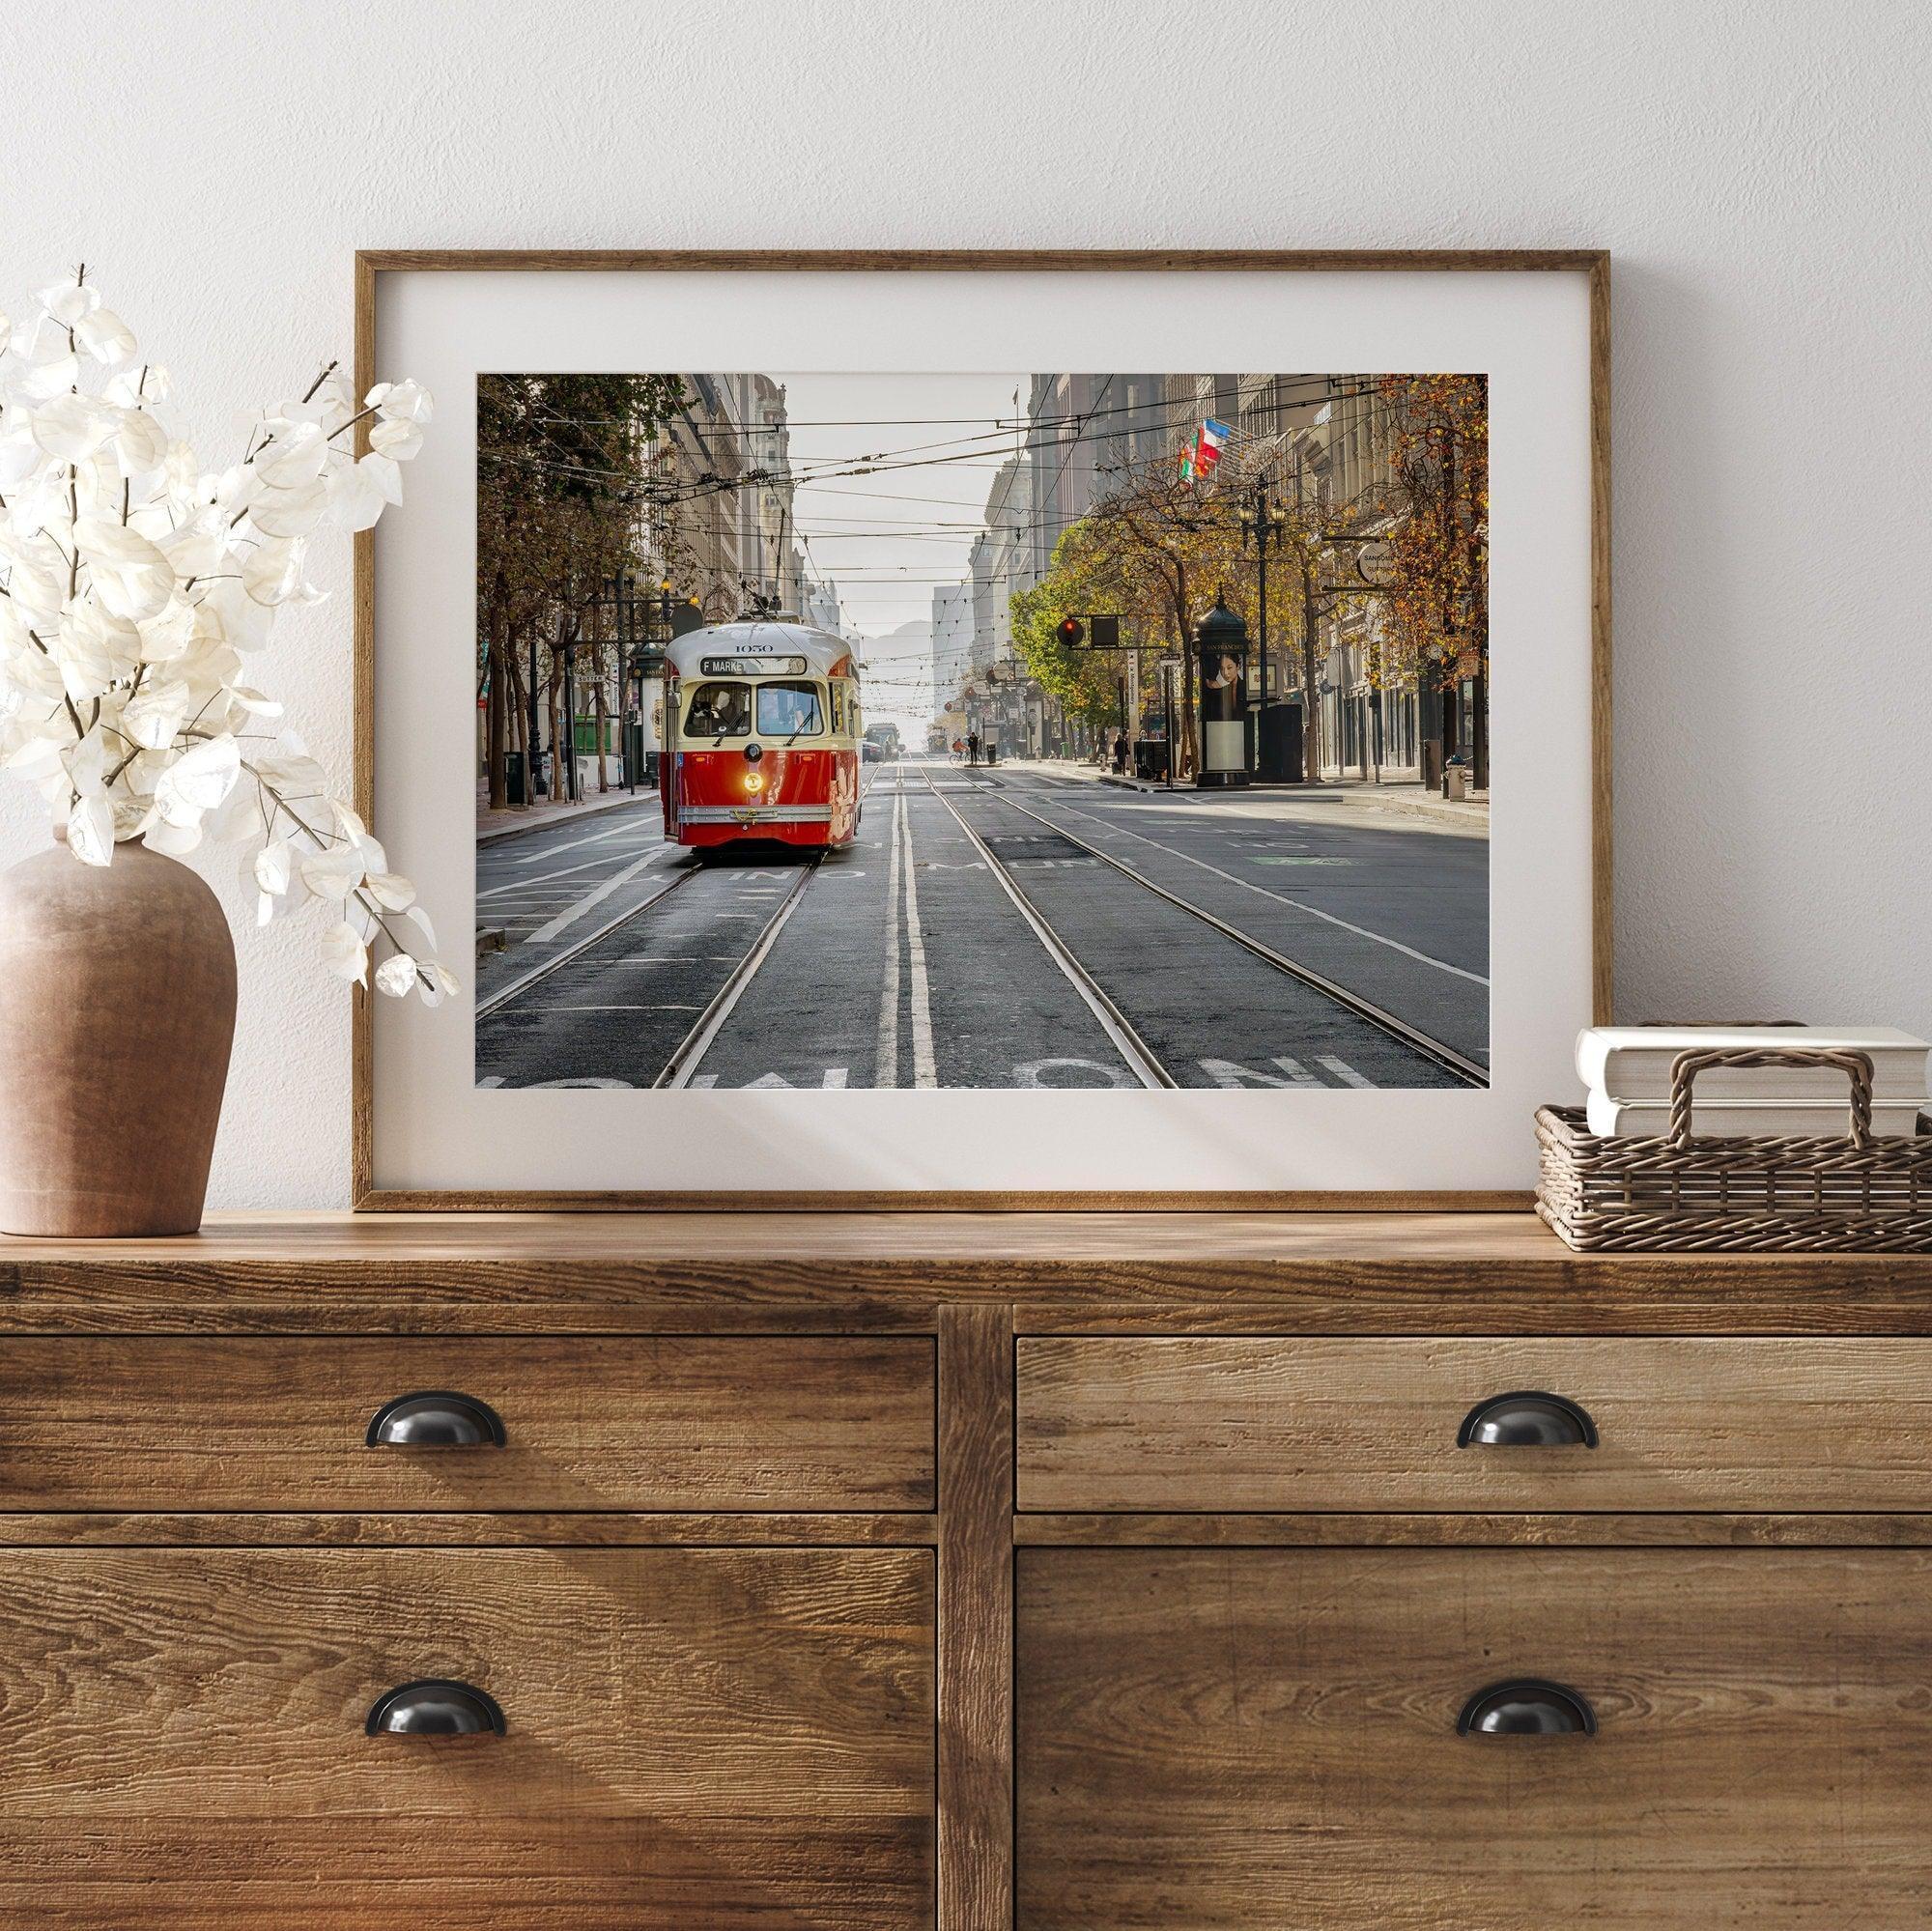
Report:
875,764,939,1089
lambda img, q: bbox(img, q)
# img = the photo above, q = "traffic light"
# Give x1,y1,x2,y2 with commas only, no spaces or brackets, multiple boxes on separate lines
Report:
1057,616,1085,647
1090,614,1120,649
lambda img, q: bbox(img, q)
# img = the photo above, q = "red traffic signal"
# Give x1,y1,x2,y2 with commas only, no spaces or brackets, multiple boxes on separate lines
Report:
1057,616,1085,647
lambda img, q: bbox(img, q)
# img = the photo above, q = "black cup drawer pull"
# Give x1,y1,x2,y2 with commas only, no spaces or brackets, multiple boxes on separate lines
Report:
366,1679,506,1737
1457,1390,1597,1448
1458,1679,1596,1737
365,1390,506,1448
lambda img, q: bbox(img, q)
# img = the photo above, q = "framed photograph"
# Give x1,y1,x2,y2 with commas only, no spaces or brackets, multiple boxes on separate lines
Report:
354,249,1608,1207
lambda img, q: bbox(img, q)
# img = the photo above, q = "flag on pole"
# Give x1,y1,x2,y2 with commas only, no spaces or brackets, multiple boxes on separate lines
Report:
1202,417,1231,451
1179,440,1195,483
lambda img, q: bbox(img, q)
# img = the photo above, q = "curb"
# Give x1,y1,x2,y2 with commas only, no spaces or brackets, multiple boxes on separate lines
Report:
1096,773,1350,800
476,791,656,848
1330,790,1490,833
1097,768,1486,831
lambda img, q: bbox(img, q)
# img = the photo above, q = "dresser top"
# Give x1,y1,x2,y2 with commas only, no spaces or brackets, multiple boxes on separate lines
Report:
11,1207,1581,1266
1,1210,1927,1336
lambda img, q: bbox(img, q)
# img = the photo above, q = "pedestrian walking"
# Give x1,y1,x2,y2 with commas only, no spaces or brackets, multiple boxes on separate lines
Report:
966,730,980,767
1113,729,1128,775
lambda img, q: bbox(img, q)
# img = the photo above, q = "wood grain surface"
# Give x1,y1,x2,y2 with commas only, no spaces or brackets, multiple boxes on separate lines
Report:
3,1206,1929,1927
359,248,1611,274
1017,1546,1932,1928
0,1546,934,1928
1016,1335,1932,1513
0,1334,934,1512
938,1305,1015,1931
5,1211,1932,1336
0,1509,938,1548
1014,1511,1932,1548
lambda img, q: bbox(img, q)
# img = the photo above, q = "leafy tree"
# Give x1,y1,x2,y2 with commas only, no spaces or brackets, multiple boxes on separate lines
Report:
1374,373,1489,704
1006,377,1485,787
476,374,687,807
1009,542,1135,743
1014,459,1248,776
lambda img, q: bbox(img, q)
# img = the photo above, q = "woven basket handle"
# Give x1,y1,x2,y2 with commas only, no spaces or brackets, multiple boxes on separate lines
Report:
1666,1047,1876,1150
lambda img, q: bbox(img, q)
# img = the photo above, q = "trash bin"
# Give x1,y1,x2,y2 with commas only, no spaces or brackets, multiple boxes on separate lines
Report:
505,751,526,807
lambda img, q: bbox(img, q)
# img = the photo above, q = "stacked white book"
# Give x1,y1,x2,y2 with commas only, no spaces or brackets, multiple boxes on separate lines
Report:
1577,1026,1931,1139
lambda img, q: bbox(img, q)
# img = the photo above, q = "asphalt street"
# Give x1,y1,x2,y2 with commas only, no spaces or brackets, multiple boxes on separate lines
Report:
473,756,1490,1091
473,799,672,1009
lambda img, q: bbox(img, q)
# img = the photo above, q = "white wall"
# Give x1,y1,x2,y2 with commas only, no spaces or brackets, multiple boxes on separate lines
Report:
4,0,1926,1207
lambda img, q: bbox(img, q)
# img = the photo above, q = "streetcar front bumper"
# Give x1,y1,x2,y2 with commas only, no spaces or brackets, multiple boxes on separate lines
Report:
678,805,833,827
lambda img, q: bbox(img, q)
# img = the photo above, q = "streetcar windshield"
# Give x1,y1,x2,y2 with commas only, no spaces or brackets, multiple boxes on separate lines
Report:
756,681,824,738
683,681,752,739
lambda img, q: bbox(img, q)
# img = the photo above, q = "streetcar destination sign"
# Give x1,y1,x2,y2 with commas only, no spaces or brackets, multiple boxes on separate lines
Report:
699,654,809,676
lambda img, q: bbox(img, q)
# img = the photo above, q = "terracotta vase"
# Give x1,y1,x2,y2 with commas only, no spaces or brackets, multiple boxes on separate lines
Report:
0,839,237,1236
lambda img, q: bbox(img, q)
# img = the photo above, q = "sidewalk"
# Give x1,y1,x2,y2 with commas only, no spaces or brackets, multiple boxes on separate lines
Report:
476,775,657,847
999,755,1489,829
1323,775,1490,830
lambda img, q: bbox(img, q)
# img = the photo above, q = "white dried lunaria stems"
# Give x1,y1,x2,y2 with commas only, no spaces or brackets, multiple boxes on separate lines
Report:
0,270,452,1002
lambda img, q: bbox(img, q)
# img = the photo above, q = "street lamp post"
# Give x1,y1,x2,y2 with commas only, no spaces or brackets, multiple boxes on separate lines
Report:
526,631,541,804
639,578,675,790
1161,656,1178,792
560,631,579,804
1239,478,1286,780
614,573,633,794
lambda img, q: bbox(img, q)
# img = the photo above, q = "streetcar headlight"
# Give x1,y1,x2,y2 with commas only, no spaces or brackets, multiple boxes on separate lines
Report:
745,771,763,794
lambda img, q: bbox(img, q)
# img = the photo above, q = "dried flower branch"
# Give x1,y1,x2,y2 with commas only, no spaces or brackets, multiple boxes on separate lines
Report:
0,271,452,1002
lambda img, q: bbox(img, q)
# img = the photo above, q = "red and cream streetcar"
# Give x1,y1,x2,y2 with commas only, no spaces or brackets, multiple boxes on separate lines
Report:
658,619,864,851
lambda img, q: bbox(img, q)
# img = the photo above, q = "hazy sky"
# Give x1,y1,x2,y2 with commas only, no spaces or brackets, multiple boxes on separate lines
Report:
775,374,1028,677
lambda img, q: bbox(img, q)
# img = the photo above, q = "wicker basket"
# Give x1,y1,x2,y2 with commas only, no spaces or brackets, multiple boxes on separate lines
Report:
1537,1047,1932,1252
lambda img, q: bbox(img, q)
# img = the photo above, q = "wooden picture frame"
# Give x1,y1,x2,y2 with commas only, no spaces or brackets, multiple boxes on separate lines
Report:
353,248,1610,1210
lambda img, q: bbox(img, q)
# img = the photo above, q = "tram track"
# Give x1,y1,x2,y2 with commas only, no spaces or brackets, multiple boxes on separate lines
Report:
474,859,696,1021
654,858,820,1088
477,754,881,1086
916,765,1174,1089
935,767,1486,1089
480,760,879,1014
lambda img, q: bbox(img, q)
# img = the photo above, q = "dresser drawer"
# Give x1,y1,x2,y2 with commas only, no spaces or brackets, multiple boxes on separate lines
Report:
1016,1336,1932,1513
0,1335,934,1512
1019,1546,1932,1928
0,1546,933,1928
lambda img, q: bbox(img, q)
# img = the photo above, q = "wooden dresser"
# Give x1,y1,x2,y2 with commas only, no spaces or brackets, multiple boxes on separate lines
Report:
3,1211,1930,1928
